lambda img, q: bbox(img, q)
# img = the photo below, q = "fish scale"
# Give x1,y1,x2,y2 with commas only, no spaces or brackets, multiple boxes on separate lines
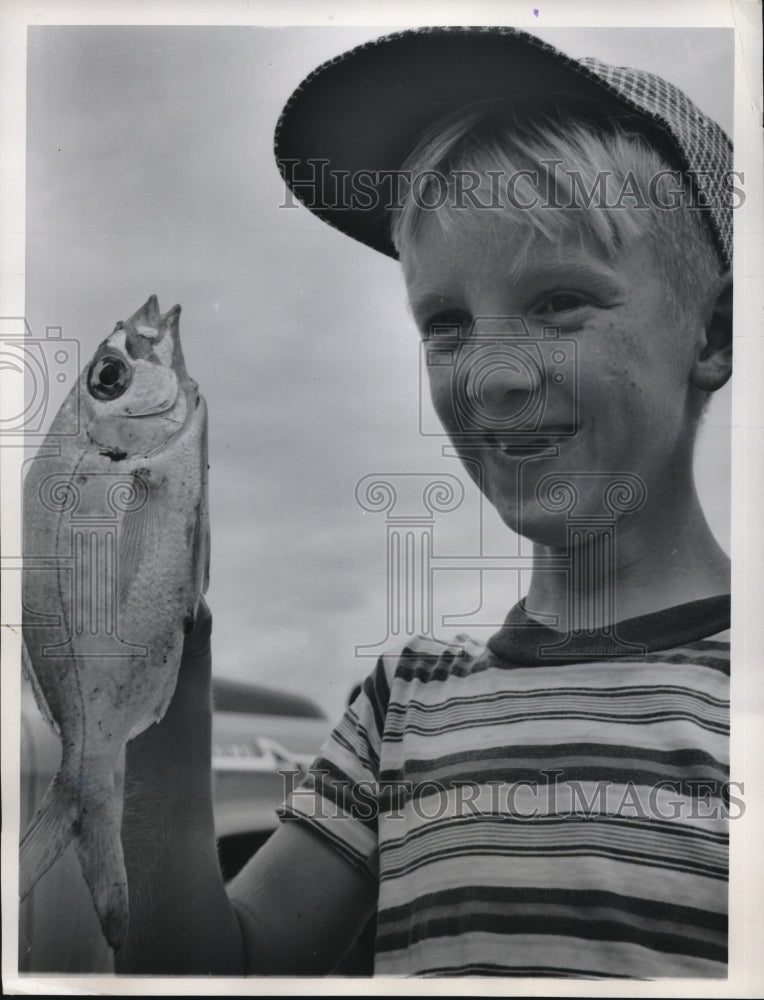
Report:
20,295,209,952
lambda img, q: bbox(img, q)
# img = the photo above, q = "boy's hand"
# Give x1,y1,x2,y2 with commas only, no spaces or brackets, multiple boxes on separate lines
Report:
117,594,244,974
117,594,376,974
185,594,213,656
157,594,213,715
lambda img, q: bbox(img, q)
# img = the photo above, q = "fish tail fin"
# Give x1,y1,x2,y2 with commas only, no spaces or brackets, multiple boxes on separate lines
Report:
73,779,129,952
19,772,78,899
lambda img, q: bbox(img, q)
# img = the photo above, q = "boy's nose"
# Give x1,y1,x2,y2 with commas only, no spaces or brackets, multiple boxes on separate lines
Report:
457,344,542,430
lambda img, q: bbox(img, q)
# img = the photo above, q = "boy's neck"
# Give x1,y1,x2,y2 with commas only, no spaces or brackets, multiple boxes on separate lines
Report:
524,486,730,632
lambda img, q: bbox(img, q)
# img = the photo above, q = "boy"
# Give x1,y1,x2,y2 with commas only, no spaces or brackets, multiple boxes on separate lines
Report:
116,27,732,978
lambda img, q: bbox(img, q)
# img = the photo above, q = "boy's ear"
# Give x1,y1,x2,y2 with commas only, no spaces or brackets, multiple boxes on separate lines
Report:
690,272,732,392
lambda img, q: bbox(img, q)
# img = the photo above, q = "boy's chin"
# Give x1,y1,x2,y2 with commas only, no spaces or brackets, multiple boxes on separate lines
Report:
489,496,570,549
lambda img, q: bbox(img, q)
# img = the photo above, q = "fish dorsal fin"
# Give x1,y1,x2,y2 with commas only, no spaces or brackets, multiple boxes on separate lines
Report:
190,396,209,602
202,515,210,595
190,498,210,602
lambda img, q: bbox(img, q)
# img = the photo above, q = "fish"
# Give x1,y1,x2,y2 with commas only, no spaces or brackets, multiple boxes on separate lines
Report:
20,295,209,952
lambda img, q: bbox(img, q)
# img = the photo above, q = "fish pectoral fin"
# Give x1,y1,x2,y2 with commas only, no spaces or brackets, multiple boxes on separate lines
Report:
73,777,129,953
19,771,79,899
117,486,157,607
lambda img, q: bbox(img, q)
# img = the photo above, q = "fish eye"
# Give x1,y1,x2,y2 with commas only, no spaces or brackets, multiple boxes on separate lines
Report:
87,354,132,400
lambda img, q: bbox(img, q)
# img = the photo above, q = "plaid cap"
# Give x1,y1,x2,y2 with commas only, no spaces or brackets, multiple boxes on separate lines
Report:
274,27,733,269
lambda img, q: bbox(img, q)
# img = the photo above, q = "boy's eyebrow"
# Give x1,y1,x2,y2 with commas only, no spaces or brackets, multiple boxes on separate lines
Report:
506,244,623,281
513,257,626,292
407,291,459,328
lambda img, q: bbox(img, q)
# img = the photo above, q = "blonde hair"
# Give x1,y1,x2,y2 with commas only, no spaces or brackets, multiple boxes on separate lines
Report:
390,103,722,313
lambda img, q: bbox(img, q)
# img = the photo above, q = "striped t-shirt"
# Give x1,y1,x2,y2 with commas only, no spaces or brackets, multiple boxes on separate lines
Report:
279,595,731,978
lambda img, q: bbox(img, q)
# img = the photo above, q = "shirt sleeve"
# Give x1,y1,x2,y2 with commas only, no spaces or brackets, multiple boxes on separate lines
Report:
276,654,391,884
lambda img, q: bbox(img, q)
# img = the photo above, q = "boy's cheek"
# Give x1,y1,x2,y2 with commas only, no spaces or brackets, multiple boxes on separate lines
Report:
426,376,459,428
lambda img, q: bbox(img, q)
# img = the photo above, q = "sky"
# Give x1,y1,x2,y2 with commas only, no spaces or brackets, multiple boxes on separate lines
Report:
24,25,734,722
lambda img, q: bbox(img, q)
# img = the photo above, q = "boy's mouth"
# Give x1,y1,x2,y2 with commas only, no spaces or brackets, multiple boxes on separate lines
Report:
482,428,575,456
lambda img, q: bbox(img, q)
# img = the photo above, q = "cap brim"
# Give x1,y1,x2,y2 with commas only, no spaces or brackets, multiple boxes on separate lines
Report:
274,27,673,259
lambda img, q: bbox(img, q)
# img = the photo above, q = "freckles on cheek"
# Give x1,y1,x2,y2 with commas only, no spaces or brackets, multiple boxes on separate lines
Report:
586,322,646,397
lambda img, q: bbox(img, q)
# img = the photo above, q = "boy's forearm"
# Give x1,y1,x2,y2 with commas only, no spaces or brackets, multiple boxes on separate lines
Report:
115,611,245,974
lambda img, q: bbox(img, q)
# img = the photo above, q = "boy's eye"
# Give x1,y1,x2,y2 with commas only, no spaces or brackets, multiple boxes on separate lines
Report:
423,310,470,339
535,292,590,315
